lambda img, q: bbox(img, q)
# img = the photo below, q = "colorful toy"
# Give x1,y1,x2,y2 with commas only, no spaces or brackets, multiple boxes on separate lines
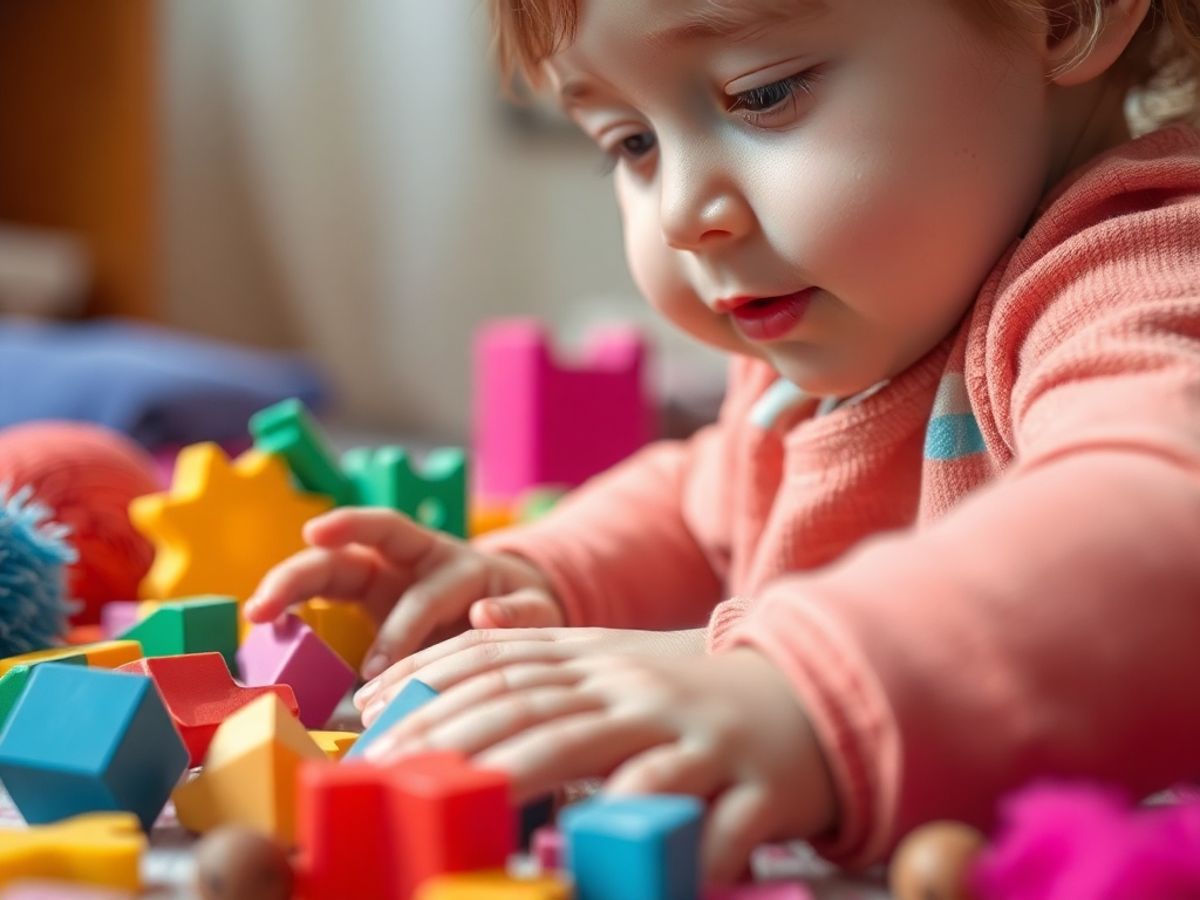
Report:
342,446,469,537
889,821,986,900
0,422,158,626
473,319,653,503
249,399,358,507
193,825,294,900
531,826,563,872
469,502,517,537
0,664,188,830
116,653,299,767
308,732,358,761
0,812,145,892
294,599,377,672
98,603,140,641
0,487,74,657
0,657,85,734
343,678,438,760
117,596,239,675
416,870,570,898
172,693,327,845
128,444,333,616
560,794,703,900
237,615,356,729
0,641,141,677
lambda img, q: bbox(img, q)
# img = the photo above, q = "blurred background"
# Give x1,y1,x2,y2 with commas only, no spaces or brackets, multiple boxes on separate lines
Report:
0,0,727,447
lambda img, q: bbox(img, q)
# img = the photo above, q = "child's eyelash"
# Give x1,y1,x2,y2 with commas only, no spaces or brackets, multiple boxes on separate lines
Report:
729,70,821,116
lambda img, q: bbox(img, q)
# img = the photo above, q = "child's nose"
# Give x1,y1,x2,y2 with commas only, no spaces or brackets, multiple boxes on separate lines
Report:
659,154,754,251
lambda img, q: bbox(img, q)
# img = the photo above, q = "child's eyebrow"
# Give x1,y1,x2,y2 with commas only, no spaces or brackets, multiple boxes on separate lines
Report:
646,0,827,48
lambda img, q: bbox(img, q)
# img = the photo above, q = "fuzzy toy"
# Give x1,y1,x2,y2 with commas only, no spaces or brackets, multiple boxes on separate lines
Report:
973,782,1200,900
0,484,75,656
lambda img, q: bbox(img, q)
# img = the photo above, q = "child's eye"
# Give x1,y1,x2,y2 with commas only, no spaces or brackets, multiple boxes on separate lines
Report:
599,131,658,174
728,70,821,121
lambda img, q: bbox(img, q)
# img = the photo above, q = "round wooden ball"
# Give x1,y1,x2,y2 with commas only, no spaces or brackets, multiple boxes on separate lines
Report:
889,820,988,900
194,826,294,900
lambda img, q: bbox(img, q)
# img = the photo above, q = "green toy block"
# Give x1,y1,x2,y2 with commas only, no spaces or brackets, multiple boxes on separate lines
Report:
0,655,86,734
118,596,239,676
250,398,359,506
342,447,468,538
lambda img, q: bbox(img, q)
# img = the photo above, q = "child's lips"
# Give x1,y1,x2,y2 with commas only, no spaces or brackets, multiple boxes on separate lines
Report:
722,289,816,341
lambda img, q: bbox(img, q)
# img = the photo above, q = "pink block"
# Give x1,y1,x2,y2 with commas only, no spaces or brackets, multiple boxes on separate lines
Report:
531,825,563,871
100,601,141,639
704,884,815,900
473,319,654,502
237,614,356,728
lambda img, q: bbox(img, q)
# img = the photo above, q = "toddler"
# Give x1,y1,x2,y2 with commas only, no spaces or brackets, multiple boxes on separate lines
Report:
246,0,1200,884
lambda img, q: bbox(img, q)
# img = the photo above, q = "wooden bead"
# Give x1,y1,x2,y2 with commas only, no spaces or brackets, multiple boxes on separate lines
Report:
889,820,987,900
194,825,294,900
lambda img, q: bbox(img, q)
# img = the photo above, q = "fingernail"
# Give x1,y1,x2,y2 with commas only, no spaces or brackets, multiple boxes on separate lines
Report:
362,653,387,681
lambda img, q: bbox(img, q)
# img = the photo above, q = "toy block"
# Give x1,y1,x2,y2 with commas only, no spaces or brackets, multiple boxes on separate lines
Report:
0,665,188,830
704,886,815,900
342,447,468,538
531,827,563,872
416,870,571,898
343,678,438,760
116,653,299,767
294,599,376,672
308,731,357,761
172,693,327,845
249,399,359,506
117,596,238,675
98,604,139,641
470,502,516,537
0,658,85,734
473,319,653,502
0,813,144,892
560,794,703,900
0,642,139,679
238,615,356,729
128,444,333,611
62,626,105,647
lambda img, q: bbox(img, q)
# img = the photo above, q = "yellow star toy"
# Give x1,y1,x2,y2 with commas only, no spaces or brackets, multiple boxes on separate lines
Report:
130,444,333,618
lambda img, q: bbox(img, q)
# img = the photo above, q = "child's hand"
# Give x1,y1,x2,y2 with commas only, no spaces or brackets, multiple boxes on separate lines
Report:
362,648,836,885
243,508,561,679
354,627,707,723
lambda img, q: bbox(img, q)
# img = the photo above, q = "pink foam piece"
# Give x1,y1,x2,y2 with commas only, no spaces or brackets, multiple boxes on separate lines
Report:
100,601,141,639
531,825,563,871
704,884,815,899
473,319,654,502
237,614,356,728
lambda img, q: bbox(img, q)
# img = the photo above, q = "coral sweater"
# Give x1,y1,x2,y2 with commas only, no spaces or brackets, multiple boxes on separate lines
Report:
478,124,1200,865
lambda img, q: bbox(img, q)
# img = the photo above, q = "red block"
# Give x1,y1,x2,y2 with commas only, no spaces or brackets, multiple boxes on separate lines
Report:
117,652,299,765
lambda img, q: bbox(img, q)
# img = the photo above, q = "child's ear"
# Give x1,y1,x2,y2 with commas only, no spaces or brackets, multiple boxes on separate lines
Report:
1042,0,1153,87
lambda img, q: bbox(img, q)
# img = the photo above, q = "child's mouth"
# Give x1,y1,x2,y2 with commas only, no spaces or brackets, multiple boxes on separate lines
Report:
729,289,814,341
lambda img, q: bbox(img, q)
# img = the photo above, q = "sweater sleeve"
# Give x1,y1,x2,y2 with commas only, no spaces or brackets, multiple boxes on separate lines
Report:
715,192,1200,865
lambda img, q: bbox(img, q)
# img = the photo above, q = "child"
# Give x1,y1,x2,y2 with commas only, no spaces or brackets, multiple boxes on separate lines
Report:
246,0,1200,884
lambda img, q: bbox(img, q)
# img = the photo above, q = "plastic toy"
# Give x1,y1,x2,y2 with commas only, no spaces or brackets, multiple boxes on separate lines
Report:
116,653,298,766
0,641,140,678
473,319,652,502
249,399,358,506
0,664,188,830
308,732,358,761
117,596,238,675
0,656,85,734
294,599,377,672
0,812,145,892
193,825,293,900
0,422,158,626
531,826,563,872
238,615,355,729
0,486,74,657
342,446,468,537
415,870,570,898
343,678,438,760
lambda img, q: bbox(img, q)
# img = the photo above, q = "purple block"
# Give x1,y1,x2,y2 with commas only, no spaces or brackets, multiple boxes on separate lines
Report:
100,601,141,640
704,884,815,900
532,825,563,871
237,614,356,728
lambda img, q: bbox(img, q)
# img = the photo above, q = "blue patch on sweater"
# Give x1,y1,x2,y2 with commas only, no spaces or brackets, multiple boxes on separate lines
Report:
924,413,986,460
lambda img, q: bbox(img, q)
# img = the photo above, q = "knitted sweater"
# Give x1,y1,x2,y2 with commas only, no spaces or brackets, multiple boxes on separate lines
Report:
478,123,1200,865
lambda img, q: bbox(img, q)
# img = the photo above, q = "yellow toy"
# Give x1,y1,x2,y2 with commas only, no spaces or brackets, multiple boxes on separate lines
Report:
0,812,145,892
416,870,571,899
308,731,358,761
0,640,141,677
173,694,327,845
295,599,376,672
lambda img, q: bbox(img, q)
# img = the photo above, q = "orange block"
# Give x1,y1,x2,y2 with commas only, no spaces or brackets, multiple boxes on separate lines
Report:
0,641,141,677
308,731,358,761
0,812,144,892
295,600,376,673
416,870,570,898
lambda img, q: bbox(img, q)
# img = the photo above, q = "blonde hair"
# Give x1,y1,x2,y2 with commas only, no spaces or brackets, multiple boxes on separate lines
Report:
488,0,1200,134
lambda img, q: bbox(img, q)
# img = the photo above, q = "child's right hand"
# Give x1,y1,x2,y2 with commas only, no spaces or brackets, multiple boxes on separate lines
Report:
243,508,562,679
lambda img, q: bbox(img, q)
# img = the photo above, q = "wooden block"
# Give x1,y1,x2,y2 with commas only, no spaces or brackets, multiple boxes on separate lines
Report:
172,694,327,845
0,665,188,830
116,596,238,675
294,600,376,673
473,319,653,503
237,615,355,729
307,732,357,762
342,447,468,538
250,400,358,507
128,444,333,614
116,653,299,767
416,870,571,899
0,813,144,892
343,678,438,760
561,795,703,900
0,642,139,678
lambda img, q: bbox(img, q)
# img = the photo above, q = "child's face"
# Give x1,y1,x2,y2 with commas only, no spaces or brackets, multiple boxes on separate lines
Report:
550,0,1058,395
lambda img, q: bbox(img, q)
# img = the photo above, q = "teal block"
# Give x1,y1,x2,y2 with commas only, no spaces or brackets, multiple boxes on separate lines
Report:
562,795,703,900
118,596,240,676
250,398,358,506
343,678,438,760
0,655,86,734
342,446,468,538
0,663,189,830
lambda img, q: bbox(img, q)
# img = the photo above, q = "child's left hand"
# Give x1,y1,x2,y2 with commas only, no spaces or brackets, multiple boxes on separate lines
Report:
362,647,837,885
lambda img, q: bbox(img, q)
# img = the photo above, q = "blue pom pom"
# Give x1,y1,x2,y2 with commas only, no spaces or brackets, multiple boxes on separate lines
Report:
0,485,75,657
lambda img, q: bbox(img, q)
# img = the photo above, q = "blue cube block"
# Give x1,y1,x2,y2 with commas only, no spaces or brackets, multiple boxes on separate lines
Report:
562,794,703,900
344,677,438,760
0,663,189,830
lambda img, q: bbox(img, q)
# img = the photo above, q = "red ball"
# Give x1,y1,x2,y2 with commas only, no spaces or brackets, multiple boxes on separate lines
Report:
0,421,160,625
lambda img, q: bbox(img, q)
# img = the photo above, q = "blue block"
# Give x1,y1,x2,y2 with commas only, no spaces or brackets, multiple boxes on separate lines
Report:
0,663,189,830
562,795,703,900
344,678,438,760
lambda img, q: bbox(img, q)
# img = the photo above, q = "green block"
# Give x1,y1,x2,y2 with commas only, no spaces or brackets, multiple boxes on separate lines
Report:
342,446,468,538
0,655,86,734
250,398,358,506
118,596,239,675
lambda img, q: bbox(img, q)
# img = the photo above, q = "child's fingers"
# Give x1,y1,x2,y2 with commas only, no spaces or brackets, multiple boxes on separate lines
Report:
702,784,774,887
603,742,723,798
244,545,382,623
468,590,564,629
305,506,444,569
